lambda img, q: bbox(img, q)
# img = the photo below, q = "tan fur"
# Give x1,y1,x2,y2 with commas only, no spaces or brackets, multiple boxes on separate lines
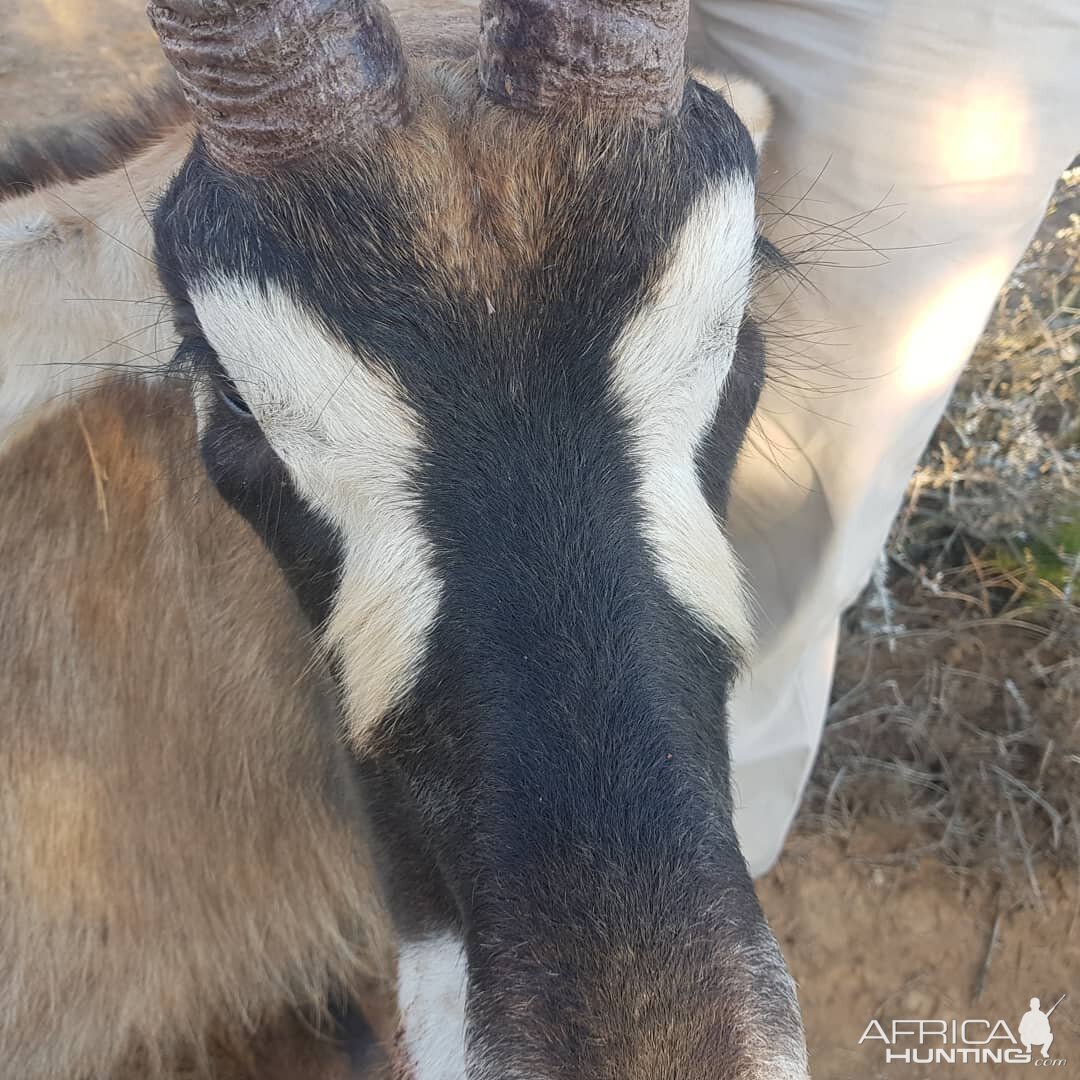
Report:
0,380,395,1079
355,66,669,299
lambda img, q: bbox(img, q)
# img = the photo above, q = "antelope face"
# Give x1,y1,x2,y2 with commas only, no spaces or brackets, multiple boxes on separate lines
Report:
150,0,807,1077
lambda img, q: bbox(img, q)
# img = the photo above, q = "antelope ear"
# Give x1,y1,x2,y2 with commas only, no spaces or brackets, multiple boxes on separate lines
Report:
693,70,773,155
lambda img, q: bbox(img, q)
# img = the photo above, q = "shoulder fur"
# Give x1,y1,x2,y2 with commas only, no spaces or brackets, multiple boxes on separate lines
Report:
0,380,394,1079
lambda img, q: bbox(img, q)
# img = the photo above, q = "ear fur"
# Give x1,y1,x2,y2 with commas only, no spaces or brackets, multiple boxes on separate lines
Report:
693,69,773,155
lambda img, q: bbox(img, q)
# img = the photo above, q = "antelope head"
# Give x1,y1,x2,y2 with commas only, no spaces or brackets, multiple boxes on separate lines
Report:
148,0,807,1076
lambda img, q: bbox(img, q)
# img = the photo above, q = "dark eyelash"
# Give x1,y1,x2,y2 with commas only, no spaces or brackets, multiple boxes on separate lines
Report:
167,299,253,419
172,334,218,376
171,296,203,341
168,291,218,377
215,373,253,417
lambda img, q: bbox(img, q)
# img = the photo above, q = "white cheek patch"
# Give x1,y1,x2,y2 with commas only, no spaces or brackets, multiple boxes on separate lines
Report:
396,934,469,1080
610,178,757,655
190,281,442,747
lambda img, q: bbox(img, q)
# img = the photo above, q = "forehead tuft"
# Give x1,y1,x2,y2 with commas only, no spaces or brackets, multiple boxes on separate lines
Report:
154,70,756,324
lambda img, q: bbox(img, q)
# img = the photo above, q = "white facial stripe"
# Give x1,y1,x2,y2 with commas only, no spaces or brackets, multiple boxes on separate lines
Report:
396,934,469,1080
190,281,442,746
611,179,757,654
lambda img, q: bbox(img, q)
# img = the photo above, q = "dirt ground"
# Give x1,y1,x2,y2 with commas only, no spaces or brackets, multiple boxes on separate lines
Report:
0,0,164,131
3,1,1077,1076
761,833,1078,1078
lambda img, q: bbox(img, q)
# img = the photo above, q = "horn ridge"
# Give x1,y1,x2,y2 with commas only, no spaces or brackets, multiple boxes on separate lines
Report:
477,0,688,121
148,0,410,174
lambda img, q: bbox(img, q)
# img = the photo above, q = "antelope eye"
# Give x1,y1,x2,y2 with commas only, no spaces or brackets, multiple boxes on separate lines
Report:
214,374,252,418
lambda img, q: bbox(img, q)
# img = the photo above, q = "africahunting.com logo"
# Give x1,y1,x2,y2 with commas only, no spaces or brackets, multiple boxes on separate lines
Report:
859,995,1067,1067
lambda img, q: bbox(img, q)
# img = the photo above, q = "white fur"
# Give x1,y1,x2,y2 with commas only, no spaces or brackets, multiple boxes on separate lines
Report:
396,934,469,1080
189,281,442,746
610,179,757,654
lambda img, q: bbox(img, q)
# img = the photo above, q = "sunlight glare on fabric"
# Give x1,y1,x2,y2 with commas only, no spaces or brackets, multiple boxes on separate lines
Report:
899,257,1012,396
935,81,1029,186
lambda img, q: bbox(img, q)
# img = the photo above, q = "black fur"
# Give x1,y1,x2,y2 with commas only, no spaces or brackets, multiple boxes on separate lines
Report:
155,77,794,1075
698,316,767,516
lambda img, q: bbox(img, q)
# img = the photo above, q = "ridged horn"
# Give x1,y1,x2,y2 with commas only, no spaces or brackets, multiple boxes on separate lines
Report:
477,0,689,122
147,0,410,174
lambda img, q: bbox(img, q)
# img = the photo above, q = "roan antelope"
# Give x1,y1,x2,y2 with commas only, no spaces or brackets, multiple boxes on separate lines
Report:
0,0,806,1077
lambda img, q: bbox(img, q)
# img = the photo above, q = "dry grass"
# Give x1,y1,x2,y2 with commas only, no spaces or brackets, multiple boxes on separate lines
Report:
801,160,1080,896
